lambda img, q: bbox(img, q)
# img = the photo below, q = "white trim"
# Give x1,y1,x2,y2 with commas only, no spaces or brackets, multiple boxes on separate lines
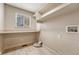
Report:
43,44,66,55
43,44,59,55
29,16,32,28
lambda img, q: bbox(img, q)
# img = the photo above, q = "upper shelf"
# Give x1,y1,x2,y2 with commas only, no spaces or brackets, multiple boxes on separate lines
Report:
39,3,62,15
36,3,79,22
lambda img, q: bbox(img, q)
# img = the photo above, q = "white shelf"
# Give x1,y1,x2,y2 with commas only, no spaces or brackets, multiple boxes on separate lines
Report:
38,3,62,15
0,30,40,34
37,3,79,22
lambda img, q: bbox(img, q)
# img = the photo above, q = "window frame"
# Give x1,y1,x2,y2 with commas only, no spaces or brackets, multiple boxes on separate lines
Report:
15,13,31,28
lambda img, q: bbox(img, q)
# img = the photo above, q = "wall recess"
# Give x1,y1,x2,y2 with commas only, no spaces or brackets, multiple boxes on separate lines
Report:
66,25,78,32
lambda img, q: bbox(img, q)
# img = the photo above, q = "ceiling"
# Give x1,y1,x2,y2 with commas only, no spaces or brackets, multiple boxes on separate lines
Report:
7,3,47,13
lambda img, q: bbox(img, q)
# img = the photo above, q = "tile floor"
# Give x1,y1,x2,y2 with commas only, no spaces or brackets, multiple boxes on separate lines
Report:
3,46,57,55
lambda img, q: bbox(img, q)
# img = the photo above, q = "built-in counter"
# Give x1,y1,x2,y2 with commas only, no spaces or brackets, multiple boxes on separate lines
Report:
0,31,40,54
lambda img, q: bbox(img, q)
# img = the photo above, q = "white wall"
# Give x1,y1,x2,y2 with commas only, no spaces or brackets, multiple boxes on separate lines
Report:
0,3,4,54
0,4,38,51
4,4,36,31
40,10,79,54
0,3,4,31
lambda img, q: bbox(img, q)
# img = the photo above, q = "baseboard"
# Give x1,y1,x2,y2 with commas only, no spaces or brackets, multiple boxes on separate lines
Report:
43,44,60,55
43,44,65,55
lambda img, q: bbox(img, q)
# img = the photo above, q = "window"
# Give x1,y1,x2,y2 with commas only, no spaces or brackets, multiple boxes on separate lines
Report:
16,13,31,28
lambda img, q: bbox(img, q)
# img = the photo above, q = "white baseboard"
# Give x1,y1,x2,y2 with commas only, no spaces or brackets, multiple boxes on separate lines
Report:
43,44,59,55
43,44,64,55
